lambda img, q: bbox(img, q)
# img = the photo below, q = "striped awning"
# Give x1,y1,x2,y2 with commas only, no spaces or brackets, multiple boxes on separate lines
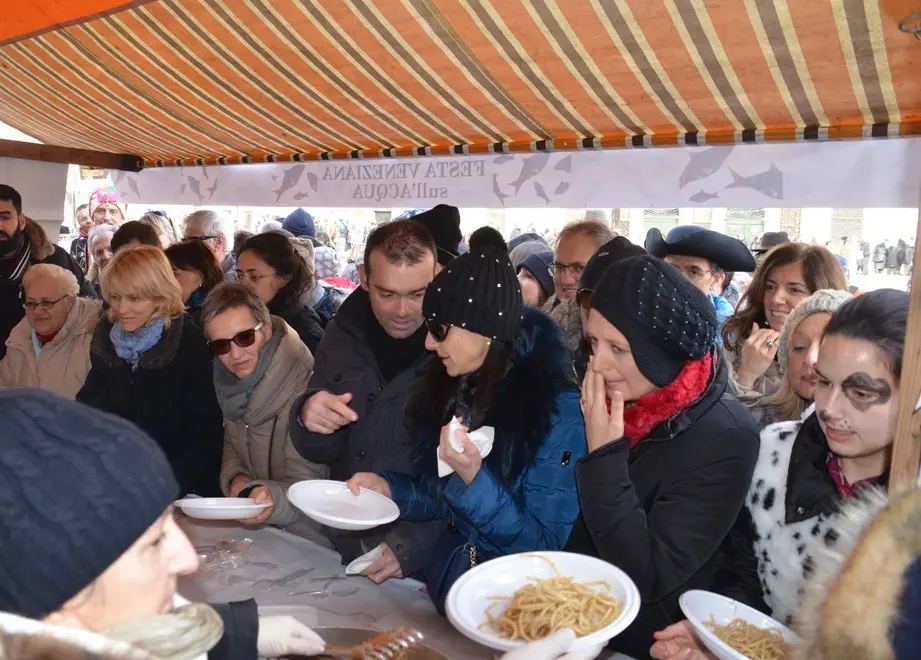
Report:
2,0,920,167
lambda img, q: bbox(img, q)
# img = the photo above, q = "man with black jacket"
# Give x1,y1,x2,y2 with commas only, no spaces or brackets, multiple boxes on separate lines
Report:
0,185,91,361
290,219,443,583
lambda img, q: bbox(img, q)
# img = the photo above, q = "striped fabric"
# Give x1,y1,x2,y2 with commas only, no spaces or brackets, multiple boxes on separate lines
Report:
1,0,919,167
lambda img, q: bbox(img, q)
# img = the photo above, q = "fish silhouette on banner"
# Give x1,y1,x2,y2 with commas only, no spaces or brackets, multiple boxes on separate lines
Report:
510,153,551,193
725,164,784,199
689,190,719,203
273,164,306,203
492,174,510,206
535,181,551,205
188,177,204,204
678,147,734,189
206,178,219,200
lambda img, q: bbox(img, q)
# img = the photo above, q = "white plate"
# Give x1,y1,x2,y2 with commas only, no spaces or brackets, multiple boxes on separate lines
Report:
286,480,400,531
175,497,271,521
679,590,801,660
446,551,640,653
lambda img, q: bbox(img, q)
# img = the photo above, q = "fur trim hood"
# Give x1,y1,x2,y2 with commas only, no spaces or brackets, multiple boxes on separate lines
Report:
24,219,56,262
794,487,921,659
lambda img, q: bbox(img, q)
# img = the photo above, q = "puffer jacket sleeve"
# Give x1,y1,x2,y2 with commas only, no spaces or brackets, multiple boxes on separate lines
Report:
383,471,452,522
208,599,258,660
576,426,758,603
444,390,585,557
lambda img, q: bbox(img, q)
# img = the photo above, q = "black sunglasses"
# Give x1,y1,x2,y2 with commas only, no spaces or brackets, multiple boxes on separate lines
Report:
208,323,263,356
182,234,220,243
425,318,450,342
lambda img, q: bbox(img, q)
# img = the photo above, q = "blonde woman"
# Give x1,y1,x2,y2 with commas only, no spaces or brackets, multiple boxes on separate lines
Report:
138,210,180,248
77,245,224,496
751,290,853,427
0,264,101,398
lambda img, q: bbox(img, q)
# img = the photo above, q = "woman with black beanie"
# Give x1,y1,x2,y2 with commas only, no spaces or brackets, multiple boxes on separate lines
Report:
565,254,760,659
347,232,585,614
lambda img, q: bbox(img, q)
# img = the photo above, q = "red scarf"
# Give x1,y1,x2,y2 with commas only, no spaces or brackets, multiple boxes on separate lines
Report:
622,353,713,448
36,331,58,346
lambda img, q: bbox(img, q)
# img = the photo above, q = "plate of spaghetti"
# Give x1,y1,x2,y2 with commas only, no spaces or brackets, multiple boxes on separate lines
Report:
679,590,801,660
445,551,640,652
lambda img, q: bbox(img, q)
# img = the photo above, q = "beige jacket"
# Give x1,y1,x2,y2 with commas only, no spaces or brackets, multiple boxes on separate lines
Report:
218,318,329,533
0,297,102,399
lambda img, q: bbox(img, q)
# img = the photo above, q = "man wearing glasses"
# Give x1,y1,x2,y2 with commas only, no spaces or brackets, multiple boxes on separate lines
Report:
645,225,756,344
545,220,615,312
181,210,236,280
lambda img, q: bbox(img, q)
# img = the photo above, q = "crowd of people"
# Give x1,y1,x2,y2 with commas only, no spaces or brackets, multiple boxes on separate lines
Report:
0,182,917,659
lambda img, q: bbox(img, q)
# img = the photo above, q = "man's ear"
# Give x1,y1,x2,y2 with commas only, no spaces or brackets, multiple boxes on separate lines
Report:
359,264,369,292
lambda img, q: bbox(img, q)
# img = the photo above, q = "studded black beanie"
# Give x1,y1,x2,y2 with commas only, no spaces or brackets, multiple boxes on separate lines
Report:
0,389,179,619
423,246,524,343
589,255,717,387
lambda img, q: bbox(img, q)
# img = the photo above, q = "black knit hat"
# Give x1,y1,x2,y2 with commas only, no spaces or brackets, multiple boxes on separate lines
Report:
411,205,463,266
579,236,647,294
423,247,523,342
0,390,179,619
518,250,554,299
589,255,717,387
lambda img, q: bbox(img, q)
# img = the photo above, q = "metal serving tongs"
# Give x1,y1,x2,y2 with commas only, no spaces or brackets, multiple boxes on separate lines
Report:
322,627,424,659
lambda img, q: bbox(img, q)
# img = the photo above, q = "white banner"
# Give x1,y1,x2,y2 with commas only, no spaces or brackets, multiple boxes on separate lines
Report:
108,138,921,209
0,157,68,221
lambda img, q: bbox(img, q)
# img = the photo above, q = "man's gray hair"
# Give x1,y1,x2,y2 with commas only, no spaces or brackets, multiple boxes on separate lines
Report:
555,220,614,251
23,263,79,298
200,281,271,335
183,210,233,250
88,224,117,247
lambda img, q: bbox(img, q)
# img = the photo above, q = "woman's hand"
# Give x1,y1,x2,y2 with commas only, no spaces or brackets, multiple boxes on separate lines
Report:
229,473,251,497
581,358,625,452
650,620,715,659
239,486,273,525
736,322,781,388
439,420,482,485
346,472,392,499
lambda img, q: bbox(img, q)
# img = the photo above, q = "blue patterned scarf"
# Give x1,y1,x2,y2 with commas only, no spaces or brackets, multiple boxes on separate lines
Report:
110,316,166,370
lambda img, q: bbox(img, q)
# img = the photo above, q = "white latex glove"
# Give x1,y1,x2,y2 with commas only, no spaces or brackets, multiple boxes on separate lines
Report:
257,615,325,657
500,629,604,660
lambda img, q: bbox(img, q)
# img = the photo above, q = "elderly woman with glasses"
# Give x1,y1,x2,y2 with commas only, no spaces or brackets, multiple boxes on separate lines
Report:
77,245,224,497
347,230,585,614
235,232,324,355
0,264,102,398
201,282,329,539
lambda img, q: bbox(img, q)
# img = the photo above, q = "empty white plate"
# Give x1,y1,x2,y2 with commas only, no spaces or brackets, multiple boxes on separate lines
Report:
175,497,271,521
287,480,400,531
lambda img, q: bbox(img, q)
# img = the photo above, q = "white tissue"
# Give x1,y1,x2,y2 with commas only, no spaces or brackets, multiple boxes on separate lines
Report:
437,416,495,478
346,543,385,575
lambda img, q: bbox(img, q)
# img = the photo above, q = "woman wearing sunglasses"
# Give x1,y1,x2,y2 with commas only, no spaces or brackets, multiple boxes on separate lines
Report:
201,282,329,538
235,232,324,355
347,231,585,612
77,245,224,497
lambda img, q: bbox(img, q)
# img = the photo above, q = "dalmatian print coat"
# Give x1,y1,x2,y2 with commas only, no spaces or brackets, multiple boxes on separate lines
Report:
747,414,843,625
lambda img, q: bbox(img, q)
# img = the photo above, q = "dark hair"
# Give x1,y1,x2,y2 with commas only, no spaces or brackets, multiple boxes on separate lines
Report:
201,281,271,332
111,221,161,253
406,342,515,477
0,185,23,215
363,220,437,278
823,289,908,380
233,230,253,260
165,241,224,292
238,232,308,307
723,243,847,350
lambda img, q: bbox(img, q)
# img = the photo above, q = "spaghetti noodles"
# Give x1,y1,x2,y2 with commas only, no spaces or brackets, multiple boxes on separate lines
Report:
481,555,623,641
705,617,793,660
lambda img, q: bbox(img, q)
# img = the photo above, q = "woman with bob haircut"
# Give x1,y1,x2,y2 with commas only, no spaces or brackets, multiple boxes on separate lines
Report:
77,245,224,496
722,243,847,403
166,241,225,326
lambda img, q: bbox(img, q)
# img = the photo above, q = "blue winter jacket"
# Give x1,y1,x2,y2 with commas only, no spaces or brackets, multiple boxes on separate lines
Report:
381,308,585,559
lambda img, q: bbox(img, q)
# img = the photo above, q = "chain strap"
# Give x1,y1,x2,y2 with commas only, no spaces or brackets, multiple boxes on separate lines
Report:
464,543,478,568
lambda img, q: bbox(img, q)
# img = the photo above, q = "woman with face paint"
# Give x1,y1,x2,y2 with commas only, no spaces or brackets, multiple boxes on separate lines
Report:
651,289,908,660
722,244,847,404
751,290,853,427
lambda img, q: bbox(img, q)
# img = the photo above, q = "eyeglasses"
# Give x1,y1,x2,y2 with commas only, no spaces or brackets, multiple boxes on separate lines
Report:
235,271,276,284
208,323,264,356
672,264,717,282
24,296,68,312
576,288,593,310
425,319,450,342
549,262,586,277
182,234,220,243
